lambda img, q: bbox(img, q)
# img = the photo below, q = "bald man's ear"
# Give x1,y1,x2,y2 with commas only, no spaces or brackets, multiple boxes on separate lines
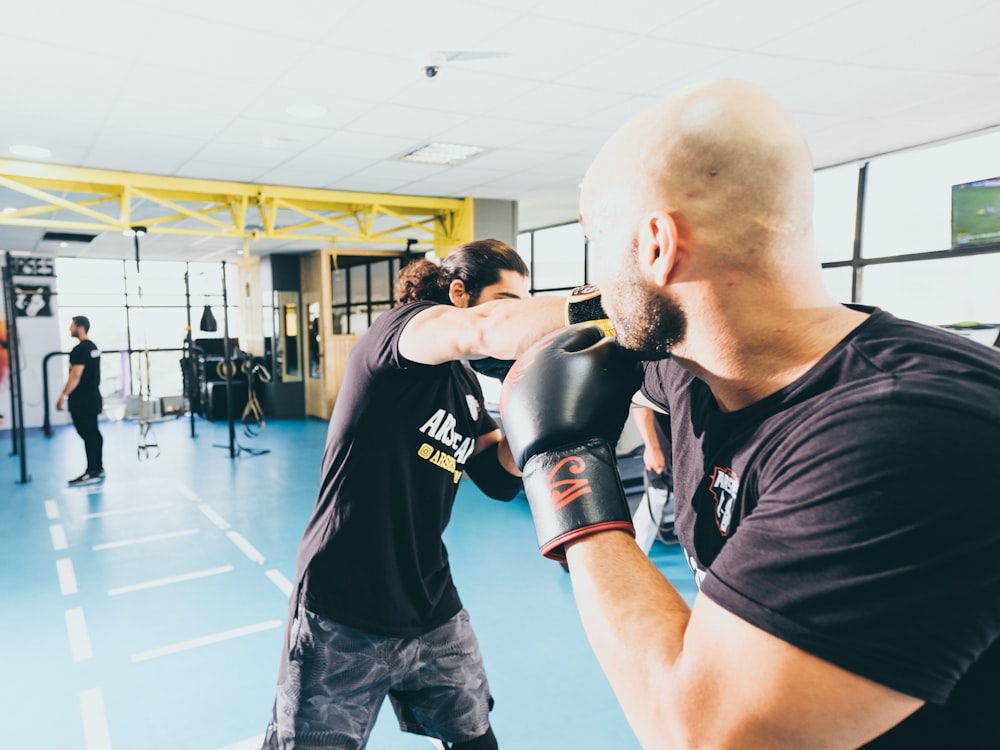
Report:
640,213,678,287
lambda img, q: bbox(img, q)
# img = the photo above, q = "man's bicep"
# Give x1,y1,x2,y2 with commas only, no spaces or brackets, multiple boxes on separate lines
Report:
668,596,922,749
68,364,85,380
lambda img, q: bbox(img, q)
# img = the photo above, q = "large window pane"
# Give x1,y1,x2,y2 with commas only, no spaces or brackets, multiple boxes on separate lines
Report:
350,265,368,304
821,266,854,303
58,306,129,351
332,268,348,305
125,260,187,304
862,130,1000,258
128,307,189,350
369,261,391,302
531,222,585,291
55,258,126,305
861,254,1000,326
814,165,859,264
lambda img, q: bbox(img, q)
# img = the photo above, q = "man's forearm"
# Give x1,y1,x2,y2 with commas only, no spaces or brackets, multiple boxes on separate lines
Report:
566,531,692,748
61,375,81,398
468,296,567,360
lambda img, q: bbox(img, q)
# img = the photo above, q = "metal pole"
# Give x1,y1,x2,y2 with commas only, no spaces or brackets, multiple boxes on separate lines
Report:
3,254,30,482
184,265,197,438
3,260,19,457
221,261,236,458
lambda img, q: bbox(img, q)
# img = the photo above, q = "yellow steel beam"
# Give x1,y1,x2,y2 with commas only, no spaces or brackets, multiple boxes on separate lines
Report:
0,159,474,253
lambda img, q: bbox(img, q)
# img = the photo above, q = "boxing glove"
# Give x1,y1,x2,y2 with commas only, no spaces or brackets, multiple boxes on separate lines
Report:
565,284,615,337
500,324,643,561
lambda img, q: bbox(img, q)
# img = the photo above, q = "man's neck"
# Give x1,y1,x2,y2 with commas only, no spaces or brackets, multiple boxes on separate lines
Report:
671,303,869,413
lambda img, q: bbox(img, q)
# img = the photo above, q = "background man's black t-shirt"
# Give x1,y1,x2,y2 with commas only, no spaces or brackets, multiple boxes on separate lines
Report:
296,301,498,638
68,339,102,413
641,307,1000,748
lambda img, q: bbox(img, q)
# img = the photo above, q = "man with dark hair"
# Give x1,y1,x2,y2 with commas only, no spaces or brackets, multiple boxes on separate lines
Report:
501,79,1000,749
57,315,105,485
262,239,572,750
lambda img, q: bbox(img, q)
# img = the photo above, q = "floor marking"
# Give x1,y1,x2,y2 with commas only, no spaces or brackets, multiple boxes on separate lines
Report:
198,503,231,530
80,688,113,750
45,499,60,519
92,528,199,551
108,565,234,596
214,735,264,750
130,619,283,663
82,502,173,519
226,531,265,564
61,486,106,496
177,483,200,502
265,569,293,598
50,524,69,551
65,607,93,662
57,558,79,595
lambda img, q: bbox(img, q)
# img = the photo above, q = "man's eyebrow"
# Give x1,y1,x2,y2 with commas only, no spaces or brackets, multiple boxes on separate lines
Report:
495,292,522,300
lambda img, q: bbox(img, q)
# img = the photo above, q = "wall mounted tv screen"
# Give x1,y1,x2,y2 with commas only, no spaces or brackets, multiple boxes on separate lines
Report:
952,176,1000,247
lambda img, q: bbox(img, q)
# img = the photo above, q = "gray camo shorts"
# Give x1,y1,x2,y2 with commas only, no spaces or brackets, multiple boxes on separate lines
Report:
262,605,494,749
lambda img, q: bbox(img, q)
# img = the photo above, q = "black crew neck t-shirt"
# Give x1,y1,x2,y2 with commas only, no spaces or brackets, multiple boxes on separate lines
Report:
295,301,498,638
641,306,1000,748
68,339,102,412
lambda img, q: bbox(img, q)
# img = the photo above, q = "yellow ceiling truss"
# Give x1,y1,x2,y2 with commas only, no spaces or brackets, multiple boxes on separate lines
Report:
0,158,474,257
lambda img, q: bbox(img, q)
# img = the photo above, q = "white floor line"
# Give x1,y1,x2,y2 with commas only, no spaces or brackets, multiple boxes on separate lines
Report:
130,619,283,663
45,499,60,519
65,607,93,662
198,503,231,530
80,688,113,750
214,734,265,750
92,528,199,551
82,502,173,519
176,483,200,502
61,486,107,496
226,531,265,564
57,558,79,595
108,564,234,596
265,569,293,598
50,524,69,551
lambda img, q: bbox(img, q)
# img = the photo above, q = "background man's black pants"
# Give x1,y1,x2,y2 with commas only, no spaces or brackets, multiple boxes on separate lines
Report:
70,409,103,473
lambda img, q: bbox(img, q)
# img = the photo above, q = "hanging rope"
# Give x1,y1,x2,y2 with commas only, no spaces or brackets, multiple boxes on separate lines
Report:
132,227,160,460
241,357,271,437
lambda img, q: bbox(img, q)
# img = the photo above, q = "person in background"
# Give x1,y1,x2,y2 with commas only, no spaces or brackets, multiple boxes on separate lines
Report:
630,405,676,552
57,315,105,486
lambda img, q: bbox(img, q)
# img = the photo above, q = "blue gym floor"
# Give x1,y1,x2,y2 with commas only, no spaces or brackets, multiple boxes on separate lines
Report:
1,417,697,750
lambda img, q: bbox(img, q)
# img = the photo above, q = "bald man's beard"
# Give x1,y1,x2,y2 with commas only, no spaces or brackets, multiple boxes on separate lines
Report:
605,259,686,361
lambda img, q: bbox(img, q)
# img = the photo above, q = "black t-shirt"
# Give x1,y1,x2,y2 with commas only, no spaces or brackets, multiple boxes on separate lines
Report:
296,301,498,638
641,307,1000,748
68,339,102,412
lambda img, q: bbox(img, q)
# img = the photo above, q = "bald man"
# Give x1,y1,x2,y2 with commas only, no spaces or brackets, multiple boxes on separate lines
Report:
501,79,1000,749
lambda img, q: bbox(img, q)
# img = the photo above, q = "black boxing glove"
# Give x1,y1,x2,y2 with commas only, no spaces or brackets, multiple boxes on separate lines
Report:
500,324,642,561
565,284,615,337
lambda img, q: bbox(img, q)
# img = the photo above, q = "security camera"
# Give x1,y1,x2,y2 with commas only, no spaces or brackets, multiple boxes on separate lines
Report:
416,51,448,79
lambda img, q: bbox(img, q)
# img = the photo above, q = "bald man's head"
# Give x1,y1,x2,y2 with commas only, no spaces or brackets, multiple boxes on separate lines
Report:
581,79,816,273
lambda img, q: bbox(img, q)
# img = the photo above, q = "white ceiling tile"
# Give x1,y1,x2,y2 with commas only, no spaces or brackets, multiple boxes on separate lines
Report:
189,142,299,170
210,118,333,150
502,84,632,127
532,0,709,34
432,118,548,150
138,0,352,42
103,104,232,141
276,45,413,101
337,104,469,142
466,15,636,80
464,148,560,172
390,68,534,117
240,90,377,130
334,0,520,53
555,38,730,95
172,159,269,183
648,0,857,50
351,160,451,182
311,131,420,160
